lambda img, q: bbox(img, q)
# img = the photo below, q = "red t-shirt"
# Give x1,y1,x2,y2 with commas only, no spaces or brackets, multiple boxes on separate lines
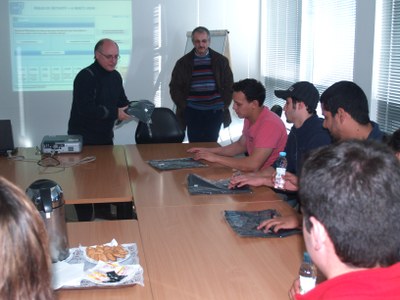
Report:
296,263,400,300
242,107,287,170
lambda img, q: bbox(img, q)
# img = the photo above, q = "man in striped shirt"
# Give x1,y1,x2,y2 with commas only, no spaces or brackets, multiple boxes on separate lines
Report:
170,26,234,142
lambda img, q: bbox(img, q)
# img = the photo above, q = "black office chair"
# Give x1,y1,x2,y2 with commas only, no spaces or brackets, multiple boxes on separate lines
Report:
0,120,16,156
271,104,283,117
135,107,185,144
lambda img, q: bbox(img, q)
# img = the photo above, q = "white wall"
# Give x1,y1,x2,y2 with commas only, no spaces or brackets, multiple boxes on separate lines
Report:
0,0,377,147
0,0,261,147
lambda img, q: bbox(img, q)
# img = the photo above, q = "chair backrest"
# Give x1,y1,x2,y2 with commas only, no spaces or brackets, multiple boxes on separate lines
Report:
271,104,283,117
0,120,15,155
135,107,185,144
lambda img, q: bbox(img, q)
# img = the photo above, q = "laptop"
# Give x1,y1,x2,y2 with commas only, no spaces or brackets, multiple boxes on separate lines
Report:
0,120,16,156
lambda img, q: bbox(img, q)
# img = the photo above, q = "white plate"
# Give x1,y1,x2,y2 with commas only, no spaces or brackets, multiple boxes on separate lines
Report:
62,248,75,263
85,262,142,286
82,245,131,264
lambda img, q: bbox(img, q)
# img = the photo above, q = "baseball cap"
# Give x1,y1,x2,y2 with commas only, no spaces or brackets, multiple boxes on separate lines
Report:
274,81,320,111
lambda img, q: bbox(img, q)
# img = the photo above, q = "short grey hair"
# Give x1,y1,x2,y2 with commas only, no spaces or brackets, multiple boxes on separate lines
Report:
191,26,210,42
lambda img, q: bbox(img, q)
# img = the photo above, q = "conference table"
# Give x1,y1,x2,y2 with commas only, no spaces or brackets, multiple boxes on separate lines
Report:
56,220,153,299
137,201,303,300
0,145,132,205
1,143,304,299
125,143,303,299
125,143,283,208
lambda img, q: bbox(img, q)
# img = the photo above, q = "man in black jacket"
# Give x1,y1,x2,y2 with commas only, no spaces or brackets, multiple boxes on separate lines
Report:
68,38,132,221
68,38,131,145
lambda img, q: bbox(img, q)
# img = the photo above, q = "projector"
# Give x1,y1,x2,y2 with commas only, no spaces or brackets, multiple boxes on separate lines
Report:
41,135,83,154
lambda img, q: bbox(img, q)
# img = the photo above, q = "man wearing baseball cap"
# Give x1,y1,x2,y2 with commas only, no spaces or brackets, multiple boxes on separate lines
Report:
274,81,331,178
230,81,331,210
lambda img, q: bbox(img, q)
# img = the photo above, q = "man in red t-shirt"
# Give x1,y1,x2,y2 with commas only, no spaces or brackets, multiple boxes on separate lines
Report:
289,140,400,300
188,78,287,172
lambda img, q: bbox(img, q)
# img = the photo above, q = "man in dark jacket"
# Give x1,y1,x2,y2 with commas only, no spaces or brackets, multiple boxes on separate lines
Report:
169,26,233,142
320,80,384,142
68,38,131,145
68,38,132,221
275,81,332,176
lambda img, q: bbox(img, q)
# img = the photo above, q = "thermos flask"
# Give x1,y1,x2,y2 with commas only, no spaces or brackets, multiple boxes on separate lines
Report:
26,179,69,262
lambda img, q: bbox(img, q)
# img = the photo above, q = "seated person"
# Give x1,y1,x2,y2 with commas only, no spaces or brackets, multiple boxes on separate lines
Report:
188,78,287,172
256,130,400,233
241,81,387,231
256,172,302,233
320,80,384,142
290,140,400,299
230,81,331,207
387,128,400,160
0,176,53,299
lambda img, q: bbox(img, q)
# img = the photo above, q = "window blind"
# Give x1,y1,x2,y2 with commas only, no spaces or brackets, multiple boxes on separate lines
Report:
261,0,301,108
261,0,356,108
301,0,355,89
373,0,400,134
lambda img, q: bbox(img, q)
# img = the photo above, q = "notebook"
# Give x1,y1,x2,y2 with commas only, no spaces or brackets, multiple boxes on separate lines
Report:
0,120,16,156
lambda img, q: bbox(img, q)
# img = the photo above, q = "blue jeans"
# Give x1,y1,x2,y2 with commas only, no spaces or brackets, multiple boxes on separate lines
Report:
185,107,223,142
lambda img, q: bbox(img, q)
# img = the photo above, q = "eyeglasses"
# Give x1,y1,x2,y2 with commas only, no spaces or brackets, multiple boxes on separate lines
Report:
98,51,120,60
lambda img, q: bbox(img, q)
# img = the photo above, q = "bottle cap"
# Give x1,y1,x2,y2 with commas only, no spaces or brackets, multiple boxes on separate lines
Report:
303,252,312,263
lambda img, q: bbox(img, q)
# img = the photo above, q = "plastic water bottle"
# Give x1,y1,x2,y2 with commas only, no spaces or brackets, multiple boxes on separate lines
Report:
299,252,317,294
274,152,287,189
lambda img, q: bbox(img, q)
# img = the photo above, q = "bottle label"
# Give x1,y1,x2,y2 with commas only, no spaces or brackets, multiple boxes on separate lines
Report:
299,275,316,294
274,167,286,189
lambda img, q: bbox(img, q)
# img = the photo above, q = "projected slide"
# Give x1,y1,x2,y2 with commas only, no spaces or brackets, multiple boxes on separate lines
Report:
9,0,132,92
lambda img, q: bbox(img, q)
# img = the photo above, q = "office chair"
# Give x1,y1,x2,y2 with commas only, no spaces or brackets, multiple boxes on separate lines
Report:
0,120,16,156
135,107,185,144
271,104,283,117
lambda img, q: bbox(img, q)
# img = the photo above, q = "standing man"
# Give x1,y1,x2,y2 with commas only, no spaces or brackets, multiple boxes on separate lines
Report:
188,78,287,172
68,38,132,221
290,140,400,299
169,26,234,142
230,81,331,207
68,38,131,145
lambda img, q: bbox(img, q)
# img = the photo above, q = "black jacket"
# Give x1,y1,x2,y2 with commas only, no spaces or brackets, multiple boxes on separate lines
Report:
68,61,129,145
285,114,332,174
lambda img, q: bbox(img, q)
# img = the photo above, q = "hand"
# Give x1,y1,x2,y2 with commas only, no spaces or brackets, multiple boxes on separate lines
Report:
187,147,212,153
272,171,299,192
257,214,302,232
192,150,218,162
118,106,131,121
282,172,299,191
229,174,267,189
289,278,301,300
